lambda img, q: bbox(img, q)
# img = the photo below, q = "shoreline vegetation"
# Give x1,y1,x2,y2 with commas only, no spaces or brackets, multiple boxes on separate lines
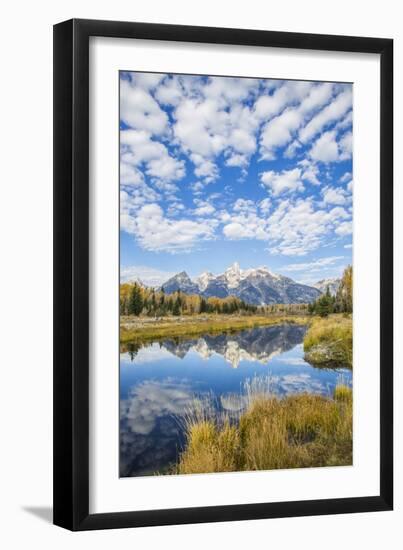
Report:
175,381,352,475
303,314,353,368
120,313,310,344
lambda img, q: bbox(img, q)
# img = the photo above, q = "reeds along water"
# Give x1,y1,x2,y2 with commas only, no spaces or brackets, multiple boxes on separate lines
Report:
175,375,352,475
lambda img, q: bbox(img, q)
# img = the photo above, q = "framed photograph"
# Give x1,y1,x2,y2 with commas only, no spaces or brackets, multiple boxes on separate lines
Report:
53,19,393,530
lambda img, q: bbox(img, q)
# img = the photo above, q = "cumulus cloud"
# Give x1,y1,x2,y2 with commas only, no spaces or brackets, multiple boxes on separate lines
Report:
121,129,185,185
120,78,168,135
260,168,304,196
127,203,216,253
266,198,350,255
298,159,321,185
259,82,334,159
335,220,353,236
310,130,340,162
220,195,351,256
322,186,347,205
299,89,352,144
193,199,216,216
259,197,272,214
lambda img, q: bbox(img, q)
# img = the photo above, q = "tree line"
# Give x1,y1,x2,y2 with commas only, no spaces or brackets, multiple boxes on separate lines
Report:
120,283,259,317
308,266,353,317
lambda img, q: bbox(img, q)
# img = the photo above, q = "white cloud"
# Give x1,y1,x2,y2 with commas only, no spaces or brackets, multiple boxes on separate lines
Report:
299,89,352,144
120,162,144,187
154,75,185,106
172,91,258,181
259,198,271,214
223,222,257,239
253,81,312,121
335,110,353,131
121,129,185,185
260,109,303,159
322,186,347,205
190,154,219,183
339,131,353,160
120,265,176,286
127,203,216,253
222,208,269,240
335,221,353,236
260,168,304,196
298,159,321,185
132,73,165,90
233,198,256,213
193,199,216,216
221,195,351,256
225,153,248,167
266,198,350,255
310,130,340,162
344,243,353,249
167,201,185,216
310,128,353,163
282,256,344,272
259,83,334,159
340,171,352,183
120,79,168,135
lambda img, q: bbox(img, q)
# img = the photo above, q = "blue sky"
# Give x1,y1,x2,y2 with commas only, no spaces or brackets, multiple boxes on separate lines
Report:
120,72,352,287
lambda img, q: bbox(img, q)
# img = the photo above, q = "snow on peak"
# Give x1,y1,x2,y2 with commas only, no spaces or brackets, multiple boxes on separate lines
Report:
196,271,215,291
224,262,242,288
242,265,280,280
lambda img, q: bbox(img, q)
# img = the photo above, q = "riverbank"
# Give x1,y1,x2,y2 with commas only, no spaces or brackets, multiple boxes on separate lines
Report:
303,314,352,367
120,313,310,343
176,384,352,474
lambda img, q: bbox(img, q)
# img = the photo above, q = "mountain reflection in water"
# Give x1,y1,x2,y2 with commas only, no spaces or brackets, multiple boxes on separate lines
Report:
120,324,352,477
126,324,307,369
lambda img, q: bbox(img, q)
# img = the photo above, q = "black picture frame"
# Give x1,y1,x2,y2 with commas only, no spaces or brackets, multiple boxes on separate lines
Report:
53,18,393,531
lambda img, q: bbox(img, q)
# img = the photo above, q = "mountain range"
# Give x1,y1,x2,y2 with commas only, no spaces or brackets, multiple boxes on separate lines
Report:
312,278,341,296
159,262,322,305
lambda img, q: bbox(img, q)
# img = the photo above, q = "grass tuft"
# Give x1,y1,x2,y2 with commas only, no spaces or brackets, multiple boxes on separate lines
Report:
176,381,352,475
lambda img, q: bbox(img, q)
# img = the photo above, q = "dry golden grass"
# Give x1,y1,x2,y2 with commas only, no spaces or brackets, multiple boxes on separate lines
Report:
177,384,352,475
120,314,310,344
303,314,352,367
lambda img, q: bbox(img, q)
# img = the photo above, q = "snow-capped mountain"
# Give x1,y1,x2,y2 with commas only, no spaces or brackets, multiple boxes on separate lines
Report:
313,278,341,296
160,271,199,295
161,263,321,305
195,271,215,292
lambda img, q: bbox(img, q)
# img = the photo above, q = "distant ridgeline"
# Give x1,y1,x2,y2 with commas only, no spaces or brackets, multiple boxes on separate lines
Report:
120,263,350,317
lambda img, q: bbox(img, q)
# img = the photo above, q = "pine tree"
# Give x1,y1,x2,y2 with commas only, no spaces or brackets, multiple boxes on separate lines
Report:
172,296,181,316
128,284,143,316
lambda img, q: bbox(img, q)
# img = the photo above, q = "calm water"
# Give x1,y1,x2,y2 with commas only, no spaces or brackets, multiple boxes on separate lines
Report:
120,324,352,477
